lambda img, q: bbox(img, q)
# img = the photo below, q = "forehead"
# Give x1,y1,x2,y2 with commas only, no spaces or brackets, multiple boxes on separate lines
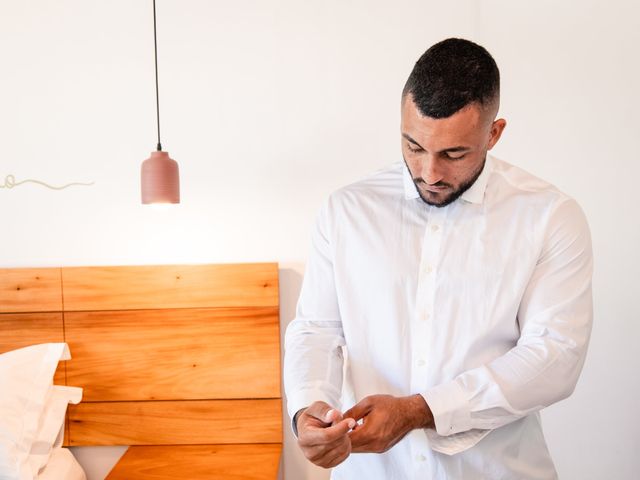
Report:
401,95,486,147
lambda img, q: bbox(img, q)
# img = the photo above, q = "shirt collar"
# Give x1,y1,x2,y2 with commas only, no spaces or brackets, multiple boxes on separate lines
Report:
402,155,493,205
460,155,493,204
402,162,420,200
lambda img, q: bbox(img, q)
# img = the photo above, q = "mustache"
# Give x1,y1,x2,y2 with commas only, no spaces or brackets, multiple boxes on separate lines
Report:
413,178,453,189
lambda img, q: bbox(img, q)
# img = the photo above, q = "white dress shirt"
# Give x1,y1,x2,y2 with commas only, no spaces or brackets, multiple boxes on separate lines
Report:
284,155,593,479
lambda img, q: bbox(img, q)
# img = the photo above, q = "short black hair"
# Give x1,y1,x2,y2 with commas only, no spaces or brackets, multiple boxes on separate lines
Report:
403,38,500,119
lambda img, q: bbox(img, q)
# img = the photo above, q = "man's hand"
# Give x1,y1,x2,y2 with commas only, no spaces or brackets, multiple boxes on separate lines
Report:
343,394,434,454
296,401,356,468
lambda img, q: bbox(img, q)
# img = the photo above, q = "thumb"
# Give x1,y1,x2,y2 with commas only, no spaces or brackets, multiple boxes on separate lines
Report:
305,401,342,425
325,417,357,437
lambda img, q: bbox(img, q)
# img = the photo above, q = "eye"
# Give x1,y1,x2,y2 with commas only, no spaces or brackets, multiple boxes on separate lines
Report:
443,152,466,160
406,143,423,153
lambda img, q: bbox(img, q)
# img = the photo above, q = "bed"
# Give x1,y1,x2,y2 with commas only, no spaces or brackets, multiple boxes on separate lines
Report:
0,263,282,479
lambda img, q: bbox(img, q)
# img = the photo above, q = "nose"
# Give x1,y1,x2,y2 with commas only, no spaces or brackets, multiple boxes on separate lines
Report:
421,156,444,185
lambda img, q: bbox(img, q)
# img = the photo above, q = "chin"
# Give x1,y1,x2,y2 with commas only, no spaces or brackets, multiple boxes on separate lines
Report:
419,190,457,208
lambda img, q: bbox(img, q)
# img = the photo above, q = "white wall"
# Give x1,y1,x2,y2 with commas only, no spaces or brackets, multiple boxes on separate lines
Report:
0,1,637,479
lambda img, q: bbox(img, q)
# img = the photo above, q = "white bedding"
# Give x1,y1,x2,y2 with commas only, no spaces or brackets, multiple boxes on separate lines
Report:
37,448,86,480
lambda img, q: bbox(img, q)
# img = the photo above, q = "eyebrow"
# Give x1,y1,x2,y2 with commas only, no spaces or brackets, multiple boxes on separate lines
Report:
402,133,471,153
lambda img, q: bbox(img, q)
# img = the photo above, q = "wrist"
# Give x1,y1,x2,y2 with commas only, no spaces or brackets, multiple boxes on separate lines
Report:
406,394,435,430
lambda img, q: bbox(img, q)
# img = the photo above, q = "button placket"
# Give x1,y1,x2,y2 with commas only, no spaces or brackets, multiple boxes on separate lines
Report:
411,207,449,391
411,209,446,393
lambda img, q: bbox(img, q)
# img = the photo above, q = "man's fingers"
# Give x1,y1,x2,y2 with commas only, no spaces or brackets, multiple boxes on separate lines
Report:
348,417,371,448
343,400,370,422
349,430,373,451
303,433,350,461
349,424,385,454
319,441,352,468
300,417,356,446
298,416,354,469
324,408,343,425
304,402,341,425
327,417,356,435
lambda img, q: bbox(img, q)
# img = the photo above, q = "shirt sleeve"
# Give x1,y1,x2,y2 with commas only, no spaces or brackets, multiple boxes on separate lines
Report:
422,198,593,455
284,199,346,424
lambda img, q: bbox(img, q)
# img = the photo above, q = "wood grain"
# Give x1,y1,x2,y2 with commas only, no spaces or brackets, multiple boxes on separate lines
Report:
0,312,66,385
61,264,279,311
2,263,283,476
68,399,282,446
62,418,70,447
105,444,281,480
0,268,62,313
64,307,280,401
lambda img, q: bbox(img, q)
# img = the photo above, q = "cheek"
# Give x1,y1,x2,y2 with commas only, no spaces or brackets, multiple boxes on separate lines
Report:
453,158,484,183
450,164,468,180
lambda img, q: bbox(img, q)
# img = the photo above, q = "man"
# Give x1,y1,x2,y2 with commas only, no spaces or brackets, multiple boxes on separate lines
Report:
284,38,593,479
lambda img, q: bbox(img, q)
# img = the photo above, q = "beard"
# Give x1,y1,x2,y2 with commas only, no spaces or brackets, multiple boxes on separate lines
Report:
403,156,486,208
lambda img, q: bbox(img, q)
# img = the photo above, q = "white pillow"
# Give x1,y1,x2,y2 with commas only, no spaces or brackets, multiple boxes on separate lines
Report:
36,448,86,480
0,343,71,480
28,385,82,477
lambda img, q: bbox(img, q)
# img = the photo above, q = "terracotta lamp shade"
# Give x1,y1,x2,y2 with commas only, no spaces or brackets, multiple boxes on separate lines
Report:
141,151,180,204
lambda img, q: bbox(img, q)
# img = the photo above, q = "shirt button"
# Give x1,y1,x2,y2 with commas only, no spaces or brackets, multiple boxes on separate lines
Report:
417,359,426,367
424,265,433,274
416,454,426,462
431,224,440,232
421,312,430,322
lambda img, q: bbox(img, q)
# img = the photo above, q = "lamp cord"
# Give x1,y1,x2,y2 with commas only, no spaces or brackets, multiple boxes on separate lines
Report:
153,0,162,151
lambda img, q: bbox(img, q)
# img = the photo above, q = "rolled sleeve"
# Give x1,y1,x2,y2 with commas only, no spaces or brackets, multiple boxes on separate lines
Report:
284,198,346,429
420,198,593,455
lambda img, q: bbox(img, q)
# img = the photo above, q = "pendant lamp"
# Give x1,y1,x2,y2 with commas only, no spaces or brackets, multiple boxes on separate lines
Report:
141,0,180,204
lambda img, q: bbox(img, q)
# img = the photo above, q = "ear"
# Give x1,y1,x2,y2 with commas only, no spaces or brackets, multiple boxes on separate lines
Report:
487,118,507,150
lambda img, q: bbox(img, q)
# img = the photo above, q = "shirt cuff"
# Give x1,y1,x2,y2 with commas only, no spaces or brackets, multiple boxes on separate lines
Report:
424,427,491,456
422,379,472,436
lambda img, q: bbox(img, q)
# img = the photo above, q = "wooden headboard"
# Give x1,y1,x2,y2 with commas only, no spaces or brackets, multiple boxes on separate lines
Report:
0,263,282,479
